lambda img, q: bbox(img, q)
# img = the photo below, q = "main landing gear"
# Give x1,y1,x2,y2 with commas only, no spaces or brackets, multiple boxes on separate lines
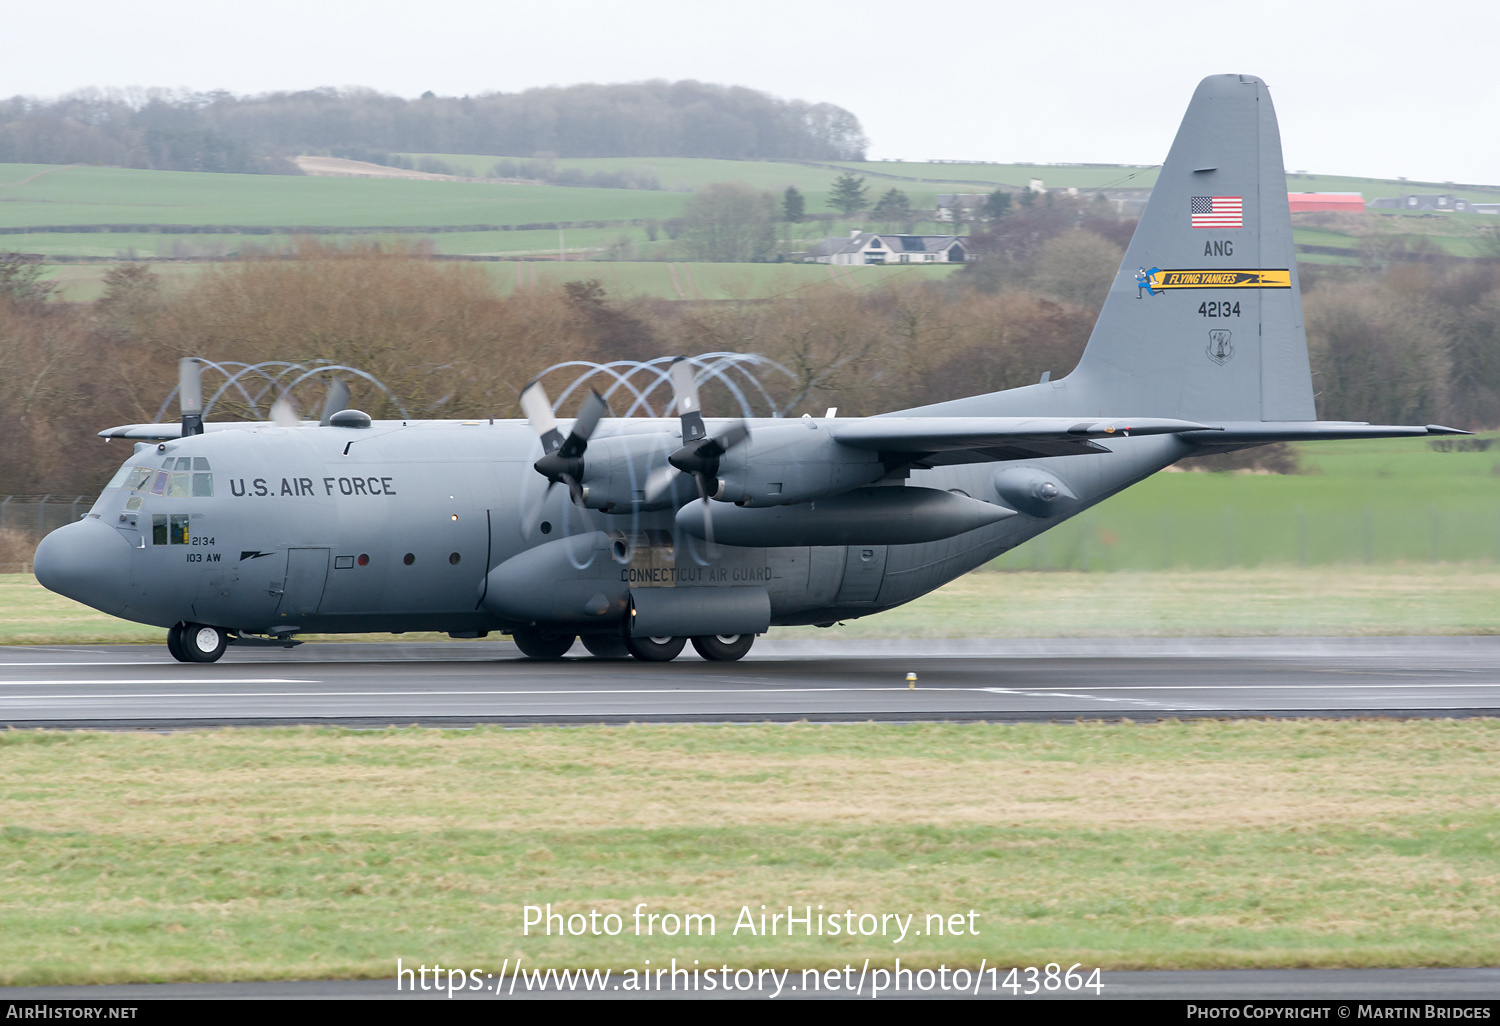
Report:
512,630,757,662
167,622,229,663
510,629,577,660
690,634,755,661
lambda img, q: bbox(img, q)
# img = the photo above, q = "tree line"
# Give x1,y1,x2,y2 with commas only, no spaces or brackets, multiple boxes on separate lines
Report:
1,232,1496,498
0,81,868,173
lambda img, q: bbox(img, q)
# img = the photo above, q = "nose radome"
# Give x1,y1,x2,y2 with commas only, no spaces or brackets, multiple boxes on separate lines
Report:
33,518,133,616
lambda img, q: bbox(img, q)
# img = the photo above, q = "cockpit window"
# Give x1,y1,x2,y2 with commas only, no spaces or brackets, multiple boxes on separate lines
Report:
119,461,213,499
169,514,189,544
152,514,168,546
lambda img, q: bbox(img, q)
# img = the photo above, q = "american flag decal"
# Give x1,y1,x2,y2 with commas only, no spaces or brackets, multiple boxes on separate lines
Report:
1191,196,1243,228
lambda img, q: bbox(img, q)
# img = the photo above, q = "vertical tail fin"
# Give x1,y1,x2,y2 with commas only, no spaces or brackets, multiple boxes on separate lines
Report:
1067,74,1314,423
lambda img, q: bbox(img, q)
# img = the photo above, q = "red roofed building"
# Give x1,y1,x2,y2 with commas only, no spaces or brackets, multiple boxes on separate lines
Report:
1287,193,1366,213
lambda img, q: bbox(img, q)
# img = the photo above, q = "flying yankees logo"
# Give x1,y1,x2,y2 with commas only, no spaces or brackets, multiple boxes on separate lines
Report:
1137,268,1290,295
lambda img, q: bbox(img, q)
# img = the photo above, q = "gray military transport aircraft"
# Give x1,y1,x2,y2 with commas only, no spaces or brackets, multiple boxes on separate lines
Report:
34,74,1465,663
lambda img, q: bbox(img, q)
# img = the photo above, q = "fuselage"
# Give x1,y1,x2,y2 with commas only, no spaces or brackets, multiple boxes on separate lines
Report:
40,416,1187,637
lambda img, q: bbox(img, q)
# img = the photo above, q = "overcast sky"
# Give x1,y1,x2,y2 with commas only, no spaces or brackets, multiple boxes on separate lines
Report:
6,0,1495,184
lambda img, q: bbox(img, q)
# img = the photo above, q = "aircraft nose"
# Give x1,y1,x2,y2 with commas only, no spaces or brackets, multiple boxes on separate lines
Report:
33,517,133,616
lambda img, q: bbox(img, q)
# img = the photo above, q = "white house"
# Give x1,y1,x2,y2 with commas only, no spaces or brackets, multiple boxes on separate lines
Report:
804,231,973,265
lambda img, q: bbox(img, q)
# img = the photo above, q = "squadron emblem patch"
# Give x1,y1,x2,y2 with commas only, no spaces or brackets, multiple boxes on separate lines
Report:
1207,329,1234,365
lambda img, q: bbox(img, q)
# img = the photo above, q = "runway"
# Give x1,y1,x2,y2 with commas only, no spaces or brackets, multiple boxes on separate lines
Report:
3,635,1499,728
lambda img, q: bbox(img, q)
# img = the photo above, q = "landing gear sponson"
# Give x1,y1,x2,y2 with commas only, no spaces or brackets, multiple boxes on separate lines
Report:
510,630,755,662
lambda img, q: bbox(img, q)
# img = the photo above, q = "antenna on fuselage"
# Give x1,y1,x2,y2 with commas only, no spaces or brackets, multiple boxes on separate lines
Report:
179,358,205,437
319,378,350,426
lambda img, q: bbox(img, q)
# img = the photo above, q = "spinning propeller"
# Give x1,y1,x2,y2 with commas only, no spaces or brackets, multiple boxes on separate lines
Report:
518,379,609,533
644,357,751,549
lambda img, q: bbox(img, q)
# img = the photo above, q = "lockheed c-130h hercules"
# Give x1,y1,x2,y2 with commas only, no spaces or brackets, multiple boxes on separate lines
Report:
34,74,1466,663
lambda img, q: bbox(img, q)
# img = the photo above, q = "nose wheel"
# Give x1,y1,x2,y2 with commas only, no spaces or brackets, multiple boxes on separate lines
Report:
168,623,229,663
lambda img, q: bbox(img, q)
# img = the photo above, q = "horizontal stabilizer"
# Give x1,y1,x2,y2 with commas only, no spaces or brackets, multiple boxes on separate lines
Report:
834,417,1219,466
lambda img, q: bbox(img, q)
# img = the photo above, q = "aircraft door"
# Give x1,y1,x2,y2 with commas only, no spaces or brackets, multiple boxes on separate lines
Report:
836,545,887,604
277,547,331,617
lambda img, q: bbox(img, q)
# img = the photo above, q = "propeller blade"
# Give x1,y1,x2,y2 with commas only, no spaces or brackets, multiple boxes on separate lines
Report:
318,378,350,426
696,477,715,553
713,419,750,454
520,379,564,454
270,395,299,427
559,389,608,458
669,357,706,443
643,464,680,502
178,358,205,436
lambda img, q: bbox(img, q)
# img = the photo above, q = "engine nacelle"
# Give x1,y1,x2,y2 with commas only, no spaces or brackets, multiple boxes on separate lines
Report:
711,420,885,508
576,432,694,512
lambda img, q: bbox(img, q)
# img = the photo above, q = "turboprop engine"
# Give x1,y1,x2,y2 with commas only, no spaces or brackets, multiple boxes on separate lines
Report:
701,418,886,508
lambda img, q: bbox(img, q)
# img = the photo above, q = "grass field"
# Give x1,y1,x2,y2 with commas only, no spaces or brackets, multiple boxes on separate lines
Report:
406,155,1500,204
990,436,1500,571
0,163,687,229
3,719,1499,984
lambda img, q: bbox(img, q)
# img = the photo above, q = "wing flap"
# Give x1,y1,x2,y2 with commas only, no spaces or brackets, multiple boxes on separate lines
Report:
1181,422,1471,444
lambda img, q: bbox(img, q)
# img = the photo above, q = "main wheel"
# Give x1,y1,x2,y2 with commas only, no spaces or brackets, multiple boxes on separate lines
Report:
511,629,576,660
691,634,755,662
166,623,189,662
624,635,686,662
181,623,228,663
580,634,631,659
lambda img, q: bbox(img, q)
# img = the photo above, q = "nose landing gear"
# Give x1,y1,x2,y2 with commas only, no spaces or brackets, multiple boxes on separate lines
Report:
167,623,229,663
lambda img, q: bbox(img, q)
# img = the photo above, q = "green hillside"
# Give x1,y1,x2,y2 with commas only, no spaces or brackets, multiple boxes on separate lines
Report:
4,158,1496,272
0,163,686,228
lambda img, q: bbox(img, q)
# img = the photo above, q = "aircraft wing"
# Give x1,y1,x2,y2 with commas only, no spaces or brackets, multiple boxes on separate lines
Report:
832,417,1219,466
99,421,323,440
1180,422,1470,443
